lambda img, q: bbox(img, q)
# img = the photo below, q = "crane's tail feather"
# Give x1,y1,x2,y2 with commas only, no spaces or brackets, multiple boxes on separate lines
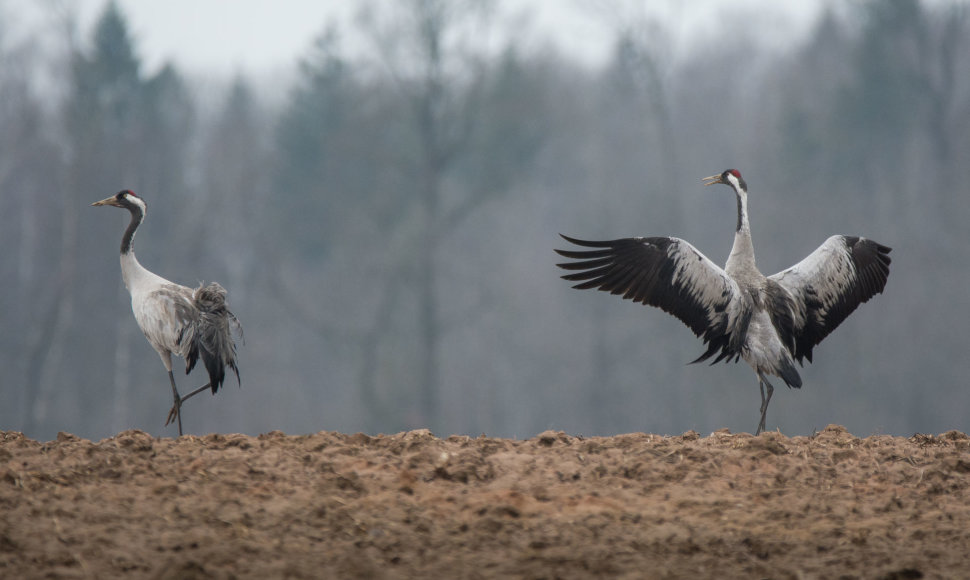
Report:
777,359,802,390
184,282,242,394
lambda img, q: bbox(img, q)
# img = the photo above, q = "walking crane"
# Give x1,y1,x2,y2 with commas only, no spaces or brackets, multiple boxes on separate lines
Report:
93,190,241,435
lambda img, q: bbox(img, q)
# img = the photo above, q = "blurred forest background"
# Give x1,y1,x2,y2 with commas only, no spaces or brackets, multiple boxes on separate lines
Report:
1,0,968,441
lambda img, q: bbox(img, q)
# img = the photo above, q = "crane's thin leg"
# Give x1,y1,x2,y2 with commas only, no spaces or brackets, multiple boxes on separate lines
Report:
756,373,774,435
166,370,183,436
165,383,211,427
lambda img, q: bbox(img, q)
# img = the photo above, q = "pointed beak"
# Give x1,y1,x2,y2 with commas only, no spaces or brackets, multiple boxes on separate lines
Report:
92,196,120,207
702,174,723,187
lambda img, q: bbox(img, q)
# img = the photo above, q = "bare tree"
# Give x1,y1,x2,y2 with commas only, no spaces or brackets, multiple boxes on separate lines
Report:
355,0,501,430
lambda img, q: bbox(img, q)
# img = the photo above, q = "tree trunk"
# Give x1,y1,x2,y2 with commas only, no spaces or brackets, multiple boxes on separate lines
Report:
110,291,132,432
415,167,440,430
27,188,78,434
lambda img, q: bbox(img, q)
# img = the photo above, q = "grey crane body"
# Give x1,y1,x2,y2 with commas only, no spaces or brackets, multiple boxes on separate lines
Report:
94,190,241,435
555,169,891,434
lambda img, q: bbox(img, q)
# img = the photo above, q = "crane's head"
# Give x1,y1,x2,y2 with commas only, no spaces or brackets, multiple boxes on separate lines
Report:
92,190,144,211
702,169,747,193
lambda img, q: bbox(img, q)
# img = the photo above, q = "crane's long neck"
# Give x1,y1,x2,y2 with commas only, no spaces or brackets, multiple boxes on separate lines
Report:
119,202,149,291
120,204,142,255
725,189,757,275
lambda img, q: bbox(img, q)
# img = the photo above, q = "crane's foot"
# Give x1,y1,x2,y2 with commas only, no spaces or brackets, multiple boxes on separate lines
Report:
166,370,184,436
165,394,183,436
165,383,211,436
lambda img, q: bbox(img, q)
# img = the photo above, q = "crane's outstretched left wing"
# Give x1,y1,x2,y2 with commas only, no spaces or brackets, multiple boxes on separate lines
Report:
555,234,750,364
769,235,891,364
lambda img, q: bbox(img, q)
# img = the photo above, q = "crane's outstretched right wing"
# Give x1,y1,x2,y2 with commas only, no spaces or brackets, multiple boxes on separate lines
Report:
768,235,891,364
555,234,750,364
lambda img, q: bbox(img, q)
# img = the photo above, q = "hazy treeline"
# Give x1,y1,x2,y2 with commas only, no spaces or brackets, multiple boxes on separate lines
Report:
2,0,968,441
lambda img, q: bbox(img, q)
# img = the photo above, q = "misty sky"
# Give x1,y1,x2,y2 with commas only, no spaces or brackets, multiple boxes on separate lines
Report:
17,1,824,76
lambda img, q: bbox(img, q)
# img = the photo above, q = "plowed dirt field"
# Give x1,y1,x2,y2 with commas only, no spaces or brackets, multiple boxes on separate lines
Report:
2,425,969,578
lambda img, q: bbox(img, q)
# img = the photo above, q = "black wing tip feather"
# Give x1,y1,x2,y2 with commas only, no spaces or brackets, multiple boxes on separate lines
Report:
854,237,893,294
853,236,892,258
555,249,612,263
557,233,615,248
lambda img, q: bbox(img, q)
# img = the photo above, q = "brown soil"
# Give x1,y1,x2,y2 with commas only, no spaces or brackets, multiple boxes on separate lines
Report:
2,425,969,579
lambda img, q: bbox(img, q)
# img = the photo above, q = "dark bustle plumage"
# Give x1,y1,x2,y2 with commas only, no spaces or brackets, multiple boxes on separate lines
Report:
183,282,242,395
